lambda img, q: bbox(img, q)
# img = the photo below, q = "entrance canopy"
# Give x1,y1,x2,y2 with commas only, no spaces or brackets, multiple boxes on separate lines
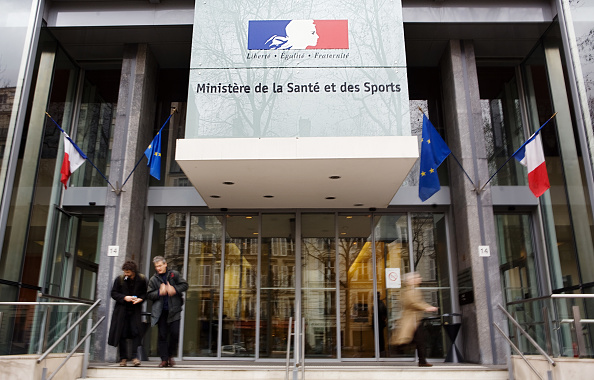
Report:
176,136,418,209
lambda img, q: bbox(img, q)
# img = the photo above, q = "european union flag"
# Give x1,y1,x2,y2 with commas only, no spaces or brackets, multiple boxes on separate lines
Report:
144,131,162,180
419,114,451,201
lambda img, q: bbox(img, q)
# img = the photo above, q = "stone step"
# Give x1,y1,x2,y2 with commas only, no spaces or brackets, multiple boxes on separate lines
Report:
81,363,508,380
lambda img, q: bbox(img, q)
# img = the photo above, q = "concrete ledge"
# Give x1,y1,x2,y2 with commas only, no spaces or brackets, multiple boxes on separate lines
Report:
0,353,83,380
83,363,507,380
512,355,594,380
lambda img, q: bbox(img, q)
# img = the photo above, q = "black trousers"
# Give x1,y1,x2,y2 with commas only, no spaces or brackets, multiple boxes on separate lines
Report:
412,324,427,364
157,310,180,361
119,309,140,361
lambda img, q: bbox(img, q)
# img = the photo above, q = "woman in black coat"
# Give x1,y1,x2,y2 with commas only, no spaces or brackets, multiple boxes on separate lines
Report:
107,260,147,366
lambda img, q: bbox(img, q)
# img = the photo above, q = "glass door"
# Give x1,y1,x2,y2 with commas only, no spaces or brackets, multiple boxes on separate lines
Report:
338,214,374,358
302,213,337,358
374,214,409,358
165,211,452,361
183,214,222,357
259,214,296,358
222,215,259,358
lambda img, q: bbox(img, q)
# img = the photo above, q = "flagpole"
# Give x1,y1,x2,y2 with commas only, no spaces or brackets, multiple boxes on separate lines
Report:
45,112,118,193
477,112,557,193
418,107,477,189
119,107,177,192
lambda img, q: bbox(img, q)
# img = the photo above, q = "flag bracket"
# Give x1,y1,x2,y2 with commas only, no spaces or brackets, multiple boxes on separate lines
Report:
112,181,125,196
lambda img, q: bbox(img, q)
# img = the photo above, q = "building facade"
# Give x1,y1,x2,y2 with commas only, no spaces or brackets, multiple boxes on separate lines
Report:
1,0,594,365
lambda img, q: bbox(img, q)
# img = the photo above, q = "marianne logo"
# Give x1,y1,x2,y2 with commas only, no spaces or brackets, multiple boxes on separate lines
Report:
248,20,348,50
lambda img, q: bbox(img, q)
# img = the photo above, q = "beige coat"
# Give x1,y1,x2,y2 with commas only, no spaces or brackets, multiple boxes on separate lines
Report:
391,286,433,345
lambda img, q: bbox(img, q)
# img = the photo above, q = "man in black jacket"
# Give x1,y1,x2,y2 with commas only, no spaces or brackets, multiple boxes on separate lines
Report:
147,255,188,367
108,260,147,367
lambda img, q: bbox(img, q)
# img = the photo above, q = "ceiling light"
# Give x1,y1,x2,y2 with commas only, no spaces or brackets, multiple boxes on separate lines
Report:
210,195,221,198
326,196,336,200
346,216,353,219
329,175,341,179
246,216,253,219
354,203,364,207
263,195,274,198
223,181,235,185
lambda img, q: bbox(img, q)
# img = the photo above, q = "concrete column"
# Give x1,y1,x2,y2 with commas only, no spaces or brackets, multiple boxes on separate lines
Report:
440,40,506,364
94,44,158,362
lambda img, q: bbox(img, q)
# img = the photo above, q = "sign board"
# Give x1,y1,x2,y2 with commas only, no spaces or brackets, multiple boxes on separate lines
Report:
187,0,410,139
107,245,119,257
457,268,474,305
386,268,401,289
479,245,491,257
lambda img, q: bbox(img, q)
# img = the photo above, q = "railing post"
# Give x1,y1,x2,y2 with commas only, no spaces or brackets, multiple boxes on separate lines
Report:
572,305,587,358
38,305,51,354
301,317,305,380
82,318,92,379
543,306,552,356
285,316,293,380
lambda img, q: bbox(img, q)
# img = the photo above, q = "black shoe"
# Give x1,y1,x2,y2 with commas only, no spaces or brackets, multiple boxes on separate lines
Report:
158,360,168,368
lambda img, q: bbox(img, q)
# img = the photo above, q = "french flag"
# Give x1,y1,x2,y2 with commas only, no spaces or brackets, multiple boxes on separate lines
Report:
60,133,87,189
248,20,348,50
513,130,550,197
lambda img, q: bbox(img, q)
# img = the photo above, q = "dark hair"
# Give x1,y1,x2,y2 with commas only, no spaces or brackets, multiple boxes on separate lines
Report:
122,260,137,272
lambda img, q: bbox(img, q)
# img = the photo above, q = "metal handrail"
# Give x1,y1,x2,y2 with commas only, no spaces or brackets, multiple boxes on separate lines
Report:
493,322,545,380
285,317,305,380
497,303,556,366
505,293,594,358
37,292,95,305
37,299,101,362
0,302,91,306
40,316,105,380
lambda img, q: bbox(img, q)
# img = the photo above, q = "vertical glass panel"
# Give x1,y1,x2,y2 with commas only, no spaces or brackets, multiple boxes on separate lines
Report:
521,34,594,289
411,213,450,359
374,214,408,357
260,214,295,358
43,212,73,298
222,215,258,357
404,68,448,187
149,68,189,186
1,36,78,301
568,0,594,138
496,214,538,303
302,213,337,358
338,214,374,358
183,214,222,357
478,67,526,186
70,216,102,300
148,213,187,357
71,70,119,187
0,0,35,198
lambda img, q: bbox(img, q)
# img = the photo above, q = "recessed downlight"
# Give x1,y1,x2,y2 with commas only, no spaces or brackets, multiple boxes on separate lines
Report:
353,203,364,207
325,196,336,200
263,195,274,198
210,195,221,198
223,181,235,185
329,175,341,179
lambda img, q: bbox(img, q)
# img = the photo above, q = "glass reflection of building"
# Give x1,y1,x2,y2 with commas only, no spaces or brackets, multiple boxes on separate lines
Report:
2,0,594,365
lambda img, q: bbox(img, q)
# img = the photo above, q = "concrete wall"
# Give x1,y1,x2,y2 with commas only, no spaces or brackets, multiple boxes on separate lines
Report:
439,39,506,365
94,43,158,363
512,355,594,380
0,353,83,380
